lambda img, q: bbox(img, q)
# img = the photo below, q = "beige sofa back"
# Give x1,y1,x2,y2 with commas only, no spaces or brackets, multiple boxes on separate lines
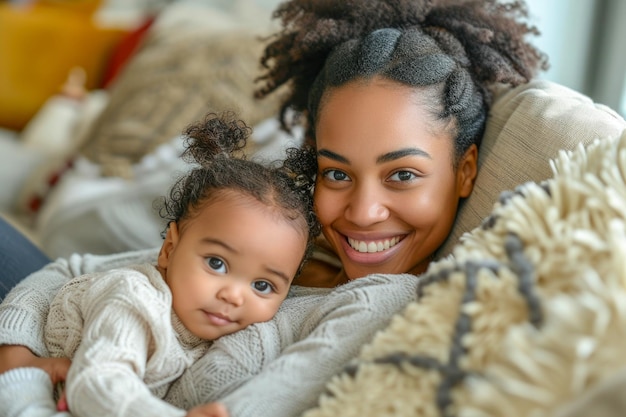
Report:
438,79,626,258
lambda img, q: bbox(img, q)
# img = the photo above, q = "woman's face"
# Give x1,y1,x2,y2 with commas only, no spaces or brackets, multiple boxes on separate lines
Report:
314,79,477,280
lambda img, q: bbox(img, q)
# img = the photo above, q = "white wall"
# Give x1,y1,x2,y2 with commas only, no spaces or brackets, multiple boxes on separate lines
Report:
525,0,626,117
525,0,597,93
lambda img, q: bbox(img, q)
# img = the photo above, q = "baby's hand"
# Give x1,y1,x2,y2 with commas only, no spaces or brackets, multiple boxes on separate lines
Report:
186,402,229,417
25,356,72,412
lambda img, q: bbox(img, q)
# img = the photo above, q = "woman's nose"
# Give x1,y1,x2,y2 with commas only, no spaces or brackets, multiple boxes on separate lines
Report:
216,283,244,307
344,183,390,227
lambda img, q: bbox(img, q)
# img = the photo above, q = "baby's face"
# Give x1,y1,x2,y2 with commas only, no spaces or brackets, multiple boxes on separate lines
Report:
157,192,307,340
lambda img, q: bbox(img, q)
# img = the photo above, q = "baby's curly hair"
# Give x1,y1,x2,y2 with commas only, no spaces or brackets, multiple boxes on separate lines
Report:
155,111,321,274
256,0,549,163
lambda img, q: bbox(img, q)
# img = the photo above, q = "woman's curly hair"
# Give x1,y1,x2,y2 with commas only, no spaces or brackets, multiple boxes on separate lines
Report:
154,111,321,275
256,0,549,162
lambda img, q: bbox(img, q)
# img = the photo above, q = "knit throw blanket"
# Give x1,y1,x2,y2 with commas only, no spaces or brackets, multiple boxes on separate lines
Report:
304,130,626,417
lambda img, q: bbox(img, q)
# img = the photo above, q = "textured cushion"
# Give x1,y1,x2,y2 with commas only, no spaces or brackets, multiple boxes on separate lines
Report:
438,79,626,258
77,2,282,178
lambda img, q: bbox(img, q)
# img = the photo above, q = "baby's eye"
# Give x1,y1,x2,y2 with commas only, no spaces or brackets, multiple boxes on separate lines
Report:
322,169,350,182
206,257,227,274
251,280,274,295
388,170,417,182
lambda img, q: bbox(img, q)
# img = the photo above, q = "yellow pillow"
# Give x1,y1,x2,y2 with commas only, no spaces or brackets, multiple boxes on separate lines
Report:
0,3,127,131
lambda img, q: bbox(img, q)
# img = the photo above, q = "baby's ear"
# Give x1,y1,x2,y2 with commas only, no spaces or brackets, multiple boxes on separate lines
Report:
157,222,179,269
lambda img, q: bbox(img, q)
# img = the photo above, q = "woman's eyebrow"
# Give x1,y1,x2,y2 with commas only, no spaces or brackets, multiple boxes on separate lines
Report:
318,149,349,163
377,148,431,163
318,147,431,165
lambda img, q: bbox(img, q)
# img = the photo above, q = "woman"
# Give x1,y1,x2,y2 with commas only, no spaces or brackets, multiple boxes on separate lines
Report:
0,1,547,416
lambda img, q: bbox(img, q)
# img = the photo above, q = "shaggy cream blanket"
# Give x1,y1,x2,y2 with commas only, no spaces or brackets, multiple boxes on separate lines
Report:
304,130,626,417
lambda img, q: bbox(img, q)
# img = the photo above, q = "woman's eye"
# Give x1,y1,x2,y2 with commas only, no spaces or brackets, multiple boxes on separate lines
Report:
322,169,350,182
251,280,274,295
206,257,227,274
388,170,417,182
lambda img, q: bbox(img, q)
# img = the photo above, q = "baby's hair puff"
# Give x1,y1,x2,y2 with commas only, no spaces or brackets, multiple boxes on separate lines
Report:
182,111,250,166
155,111,320,273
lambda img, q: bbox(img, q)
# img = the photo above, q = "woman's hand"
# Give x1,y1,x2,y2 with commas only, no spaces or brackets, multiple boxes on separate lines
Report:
0,345,70,383
186,402,229,417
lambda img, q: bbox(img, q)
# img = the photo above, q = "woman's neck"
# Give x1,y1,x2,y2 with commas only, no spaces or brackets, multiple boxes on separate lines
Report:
294,259,345,288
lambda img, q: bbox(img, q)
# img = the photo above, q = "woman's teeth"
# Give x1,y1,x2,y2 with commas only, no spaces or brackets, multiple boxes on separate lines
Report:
348,237,400,253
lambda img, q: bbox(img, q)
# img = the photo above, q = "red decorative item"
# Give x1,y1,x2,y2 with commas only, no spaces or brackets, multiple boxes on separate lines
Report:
101,16,155,88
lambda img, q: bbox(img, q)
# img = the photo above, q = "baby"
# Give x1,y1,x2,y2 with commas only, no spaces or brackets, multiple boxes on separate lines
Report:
0,111,319,417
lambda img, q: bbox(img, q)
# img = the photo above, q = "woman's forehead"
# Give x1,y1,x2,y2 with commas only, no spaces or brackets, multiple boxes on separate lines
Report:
315,81,452,159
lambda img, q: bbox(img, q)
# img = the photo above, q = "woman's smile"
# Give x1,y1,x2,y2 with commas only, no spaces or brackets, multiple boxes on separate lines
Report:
339,233,407,265
347,235,404,253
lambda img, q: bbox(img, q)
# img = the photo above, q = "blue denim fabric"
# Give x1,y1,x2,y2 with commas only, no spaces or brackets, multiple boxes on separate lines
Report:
0,217,50,299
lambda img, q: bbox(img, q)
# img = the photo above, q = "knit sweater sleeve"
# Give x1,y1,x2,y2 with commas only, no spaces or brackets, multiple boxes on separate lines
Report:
59,266,185,417
182,274,418,417
0,248,159,356
0,367,70,417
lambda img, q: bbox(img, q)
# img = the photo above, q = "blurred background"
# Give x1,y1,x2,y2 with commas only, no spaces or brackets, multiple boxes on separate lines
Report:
0,0,625,135
527,0,626,118
0,0,625,258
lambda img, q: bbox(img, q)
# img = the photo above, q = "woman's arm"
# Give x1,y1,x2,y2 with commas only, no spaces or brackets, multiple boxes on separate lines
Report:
224,275,419,417
0,248,159,357
0,258,80,357
165,286,333,409
168,274,419,417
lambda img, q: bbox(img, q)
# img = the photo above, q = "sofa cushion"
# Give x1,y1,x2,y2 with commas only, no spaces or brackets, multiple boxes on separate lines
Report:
438,79,626,258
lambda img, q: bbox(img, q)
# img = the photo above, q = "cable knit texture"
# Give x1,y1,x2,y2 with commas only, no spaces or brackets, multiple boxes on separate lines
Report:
1,260,209,417
165,274,420,417
0,248,159,356
47,263,209,417
0,248,419,417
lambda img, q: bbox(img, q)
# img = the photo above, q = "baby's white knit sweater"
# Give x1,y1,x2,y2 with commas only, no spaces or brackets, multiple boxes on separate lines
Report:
2,262,210,417
0,248,419,417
